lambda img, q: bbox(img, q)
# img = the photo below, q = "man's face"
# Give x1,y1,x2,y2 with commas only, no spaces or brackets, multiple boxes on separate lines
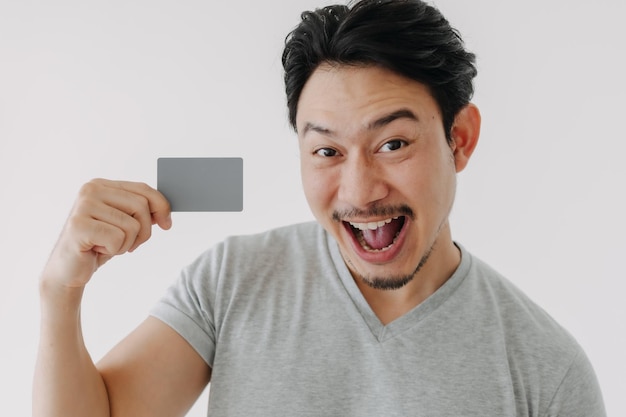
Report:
296,64,461,290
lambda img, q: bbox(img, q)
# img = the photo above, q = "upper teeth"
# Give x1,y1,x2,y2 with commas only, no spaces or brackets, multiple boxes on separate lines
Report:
349,217,398,231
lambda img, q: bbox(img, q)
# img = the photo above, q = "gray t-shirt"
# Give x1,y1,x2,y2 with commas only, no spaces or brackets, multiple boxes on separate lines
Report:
151,222,605,416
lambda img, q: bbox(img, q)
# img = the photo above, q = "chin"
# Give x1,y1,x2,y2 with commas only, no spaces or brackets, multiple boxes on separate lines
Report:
359,272,416,291
343,231,436,292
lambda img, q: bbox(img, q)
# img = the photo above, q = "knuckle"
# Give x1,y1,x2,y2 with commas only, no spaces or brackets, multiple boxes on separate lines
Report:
134,193,150,209
134,216,151,241
63,214,85,237
78,180,101,198
140,221,152,240
110,205,125,225
101,224,125,254
128,216,142,236
134,182,152,197
131,196,152,221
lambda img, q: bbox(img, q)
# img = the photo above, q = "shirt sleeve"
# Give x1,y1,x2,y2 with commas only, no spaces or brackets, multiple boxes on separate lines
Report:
149,245,222,368
544,348,606,417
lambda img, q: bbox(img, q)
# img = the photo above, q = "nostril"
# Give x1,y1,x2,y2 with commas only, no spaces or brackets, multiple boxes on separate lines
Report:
338,177,388,208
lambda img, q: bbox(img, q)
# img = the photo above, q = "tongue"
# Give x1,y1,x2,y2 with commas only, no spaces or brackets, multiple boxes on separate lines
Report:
361,218,403,250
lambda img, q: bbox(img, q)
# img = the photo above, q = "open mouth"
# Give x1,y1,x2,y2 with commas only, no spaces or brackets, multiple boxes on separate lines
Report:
344,216,406,252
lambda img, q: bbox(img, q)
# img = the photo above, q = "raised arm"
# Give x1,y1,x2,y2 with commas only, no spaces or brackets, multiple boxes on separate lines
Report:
33,179,210,417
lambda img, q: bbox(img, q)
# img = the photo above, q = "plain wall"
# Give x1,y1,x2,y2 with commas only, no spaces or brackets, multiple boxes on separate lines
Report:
0,0,624,415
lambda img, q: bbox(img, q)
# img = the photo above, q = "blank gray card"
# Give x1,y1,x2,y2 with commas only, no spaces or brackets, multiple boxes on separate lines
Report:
157,157,243,212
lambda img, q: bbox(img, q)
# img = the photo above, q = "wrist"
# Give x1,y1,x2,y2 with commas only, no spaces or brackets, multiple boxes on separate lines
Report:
38,278,85,316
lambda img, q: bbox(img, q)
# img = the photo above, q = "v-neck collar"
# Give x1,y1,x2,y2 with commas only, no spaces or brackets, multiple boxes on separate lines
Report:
326,231,471,342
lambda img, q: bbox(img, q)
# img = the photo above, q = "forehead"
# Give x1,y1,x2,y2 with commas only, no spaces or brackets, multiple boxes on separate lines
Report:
296,64,440,133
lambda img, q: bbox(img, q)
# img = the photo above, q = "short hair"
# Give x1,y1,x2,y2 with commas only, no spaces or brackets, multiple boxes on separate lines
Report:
282,0,477,143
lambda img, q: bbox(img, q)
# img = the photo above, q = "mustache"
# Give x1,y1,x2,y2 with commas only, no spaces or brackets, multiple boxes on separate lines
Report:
332,204,415,222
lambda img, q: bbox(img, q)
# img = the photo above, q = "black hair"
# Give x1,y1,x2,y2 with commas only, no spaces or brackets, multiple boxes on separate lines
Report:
282,0,477,143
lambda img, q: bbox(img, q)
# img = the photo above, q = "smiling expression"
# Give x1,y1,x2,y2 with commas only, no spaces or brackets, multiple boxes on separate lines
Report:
297,64,470,292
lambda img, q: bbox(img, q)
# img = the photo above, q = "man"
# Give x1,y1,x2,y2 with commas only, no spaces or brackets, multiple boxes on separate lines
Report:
33,0,605,416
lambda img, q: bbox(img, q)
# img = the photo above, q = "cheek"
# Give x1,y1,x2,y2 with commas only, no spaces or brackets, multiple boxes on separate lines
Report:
300,163,332,213
397,154,456,209
424,160,457,214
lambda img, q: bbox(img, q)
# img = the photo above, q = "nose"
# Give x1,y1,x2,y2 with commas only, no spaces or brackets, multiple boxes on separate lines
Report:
337,153,388,209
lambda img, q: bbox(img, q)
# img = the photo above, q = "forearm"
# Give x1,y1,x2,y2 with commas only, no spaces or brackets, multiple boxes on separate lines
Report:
33,179,173,416
33,282,110,417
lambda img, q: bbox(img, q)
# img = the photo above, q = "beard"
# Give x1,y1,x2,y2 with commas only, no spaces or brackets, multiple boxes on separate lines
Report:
358,244,433,290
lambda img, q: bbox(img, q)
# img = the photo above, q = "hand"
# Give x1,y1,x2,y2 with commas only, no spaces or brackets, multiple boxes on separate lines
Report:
41,179,172,290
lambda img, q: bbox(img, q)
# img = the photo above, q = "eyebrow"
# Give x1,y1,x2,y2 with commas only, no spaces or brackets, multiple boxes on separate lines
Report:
368,108,419,130
301,108,419,137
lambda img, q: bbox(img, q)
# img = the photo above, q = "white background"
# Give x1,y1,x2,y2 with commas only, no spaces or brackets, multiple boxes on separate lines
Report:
1,0,624,415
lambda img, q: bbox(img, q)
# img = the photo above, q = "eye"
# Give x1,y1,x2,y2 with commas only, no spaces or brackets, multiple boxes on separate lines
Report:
379,139,407,153
314,147,339,157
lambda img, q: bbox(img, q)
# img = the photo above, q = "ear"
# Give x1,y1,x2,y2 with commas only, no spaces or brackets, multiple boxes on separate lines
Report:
450,103,481,173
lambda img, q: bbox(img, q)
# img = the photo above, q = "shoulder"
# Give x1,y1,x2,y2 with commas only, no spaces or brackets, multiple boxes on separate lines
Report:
182,221,327,283
464,251,579,353
458,248,606,414
215,221,326,265
223,221,324,250
190,221,323,260
455,247,584,365
164,221,329,327
460,249,601,399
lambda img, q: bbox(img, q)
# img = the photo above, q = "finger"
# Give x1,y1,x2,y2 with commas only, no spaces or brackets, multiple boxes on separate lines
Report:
77,181,147,252
74,198,142,255
92,179,172,230
98,188,153,252
67,213,129,257
91,218,129,256
82,179,171,252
